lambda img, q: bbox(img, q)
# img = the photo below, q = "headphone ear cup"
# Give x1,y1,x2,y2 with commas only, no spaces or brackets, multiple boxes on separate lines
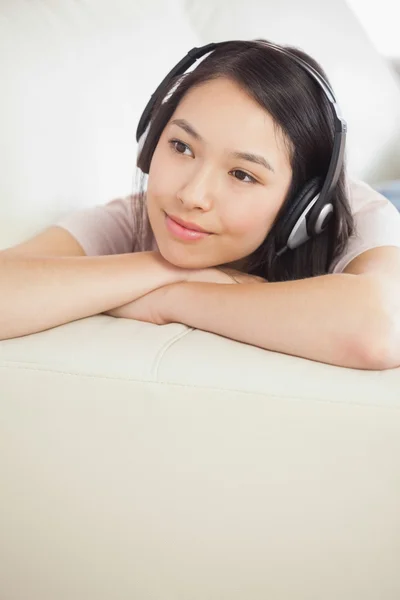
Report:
276,177,322,250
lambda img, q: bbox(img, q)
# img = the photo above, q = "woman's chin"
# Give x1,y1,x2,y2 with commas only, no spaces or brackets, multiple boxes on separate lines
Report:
157,243,208,270
154,233,247,271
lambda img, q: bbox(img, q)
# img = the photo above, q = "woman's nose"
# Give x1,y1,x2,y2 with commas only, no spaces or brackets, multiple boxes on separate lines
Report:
177,164,216,211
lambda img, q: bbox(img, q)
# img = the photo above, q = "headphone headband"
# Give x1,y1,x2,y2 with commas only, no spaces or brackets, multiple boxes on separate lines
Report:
136,43,218,145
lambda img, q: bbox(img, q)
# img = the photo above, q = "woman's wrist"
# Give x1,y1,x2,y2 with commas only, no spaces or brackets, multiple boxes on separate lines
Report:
161,281,186,322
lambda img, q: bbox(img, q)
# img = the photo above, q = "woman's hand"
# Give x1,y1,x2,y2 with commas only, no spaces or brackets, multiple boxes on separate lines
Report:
104,265,266,325
104,284,171,325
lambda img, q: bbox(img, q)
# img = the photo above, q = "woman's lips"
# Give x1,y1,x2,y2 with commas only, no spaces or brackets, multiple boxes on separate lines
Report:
165,213,211,241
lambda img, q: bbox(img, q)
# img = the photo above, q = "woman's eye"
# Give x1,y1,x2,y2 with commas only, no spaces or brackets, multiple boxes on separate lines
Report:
167,143,257,183
169,139,193,156
231,169,257,184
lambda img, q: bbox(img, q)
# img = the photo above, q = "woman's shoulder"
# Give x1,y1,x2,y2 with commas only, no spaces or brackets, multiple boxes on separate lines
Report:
347,177,394,213
331,177,400,273
54,193,156,256
346,177,400,236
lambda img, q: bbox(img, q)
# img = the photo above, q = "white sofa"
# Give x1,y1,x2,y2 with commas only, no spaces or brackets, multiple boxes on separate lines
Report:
1,2,400,599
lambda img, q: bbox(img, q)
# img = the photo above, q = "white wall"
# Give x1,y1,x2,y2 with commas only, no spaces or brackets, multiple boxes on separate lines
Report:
346,0,400,59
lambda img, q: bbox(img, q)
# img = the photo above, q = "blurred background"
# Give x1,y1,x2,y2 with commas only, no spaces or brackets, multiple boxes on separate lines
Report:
347,0,400,75
0,0,399,240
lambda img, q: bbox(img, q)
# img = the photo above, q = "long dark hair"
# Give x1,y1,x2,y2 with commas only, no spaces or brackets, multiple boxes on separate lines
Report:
135,39,354,281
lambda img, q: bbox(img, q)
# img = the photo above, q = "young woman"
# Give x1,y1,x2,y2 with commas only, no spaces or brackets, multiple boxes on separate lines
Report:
1,40,400,369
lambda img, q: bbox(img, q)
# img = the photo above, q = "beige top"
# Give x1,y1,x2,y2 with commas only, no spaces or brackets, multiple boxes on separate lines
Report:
55,179,400,273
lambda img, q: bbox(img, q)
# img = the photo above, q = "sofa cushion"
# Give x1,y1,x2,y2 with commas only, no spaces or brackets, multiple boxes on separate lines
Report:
1,315,399,402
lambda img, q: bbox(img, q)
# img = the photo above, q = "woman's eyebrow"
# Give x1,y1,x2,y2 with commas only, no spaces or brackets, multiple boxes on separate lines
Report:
171,118,202,140
170,118,275,173
230,151,275,173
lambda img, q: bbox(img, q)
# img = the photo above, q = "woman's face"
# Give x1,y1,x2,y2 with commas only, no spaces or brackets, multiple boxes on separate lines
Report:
146,77,293,270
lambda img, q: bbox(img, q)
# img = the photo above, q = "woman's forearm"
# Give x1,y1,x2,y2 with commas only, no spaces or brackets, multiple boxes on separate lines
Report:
0,251,186,340
164,274,398,370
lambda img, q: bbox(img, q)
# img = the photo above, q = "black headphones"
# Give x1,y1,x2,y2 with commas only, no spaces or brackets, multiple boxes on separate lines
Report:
136,41,347,256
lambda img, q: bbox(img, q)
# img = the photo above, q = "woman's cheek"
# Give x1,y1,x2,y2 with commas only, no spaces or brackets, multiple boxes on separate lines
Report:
230,207,272,241
148,174,176,206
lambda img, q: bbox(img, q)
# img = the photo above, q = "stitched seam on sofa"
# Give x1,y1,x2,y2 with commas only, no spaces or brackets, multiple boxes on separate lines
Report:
0,364,399,410
150,326,196,380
